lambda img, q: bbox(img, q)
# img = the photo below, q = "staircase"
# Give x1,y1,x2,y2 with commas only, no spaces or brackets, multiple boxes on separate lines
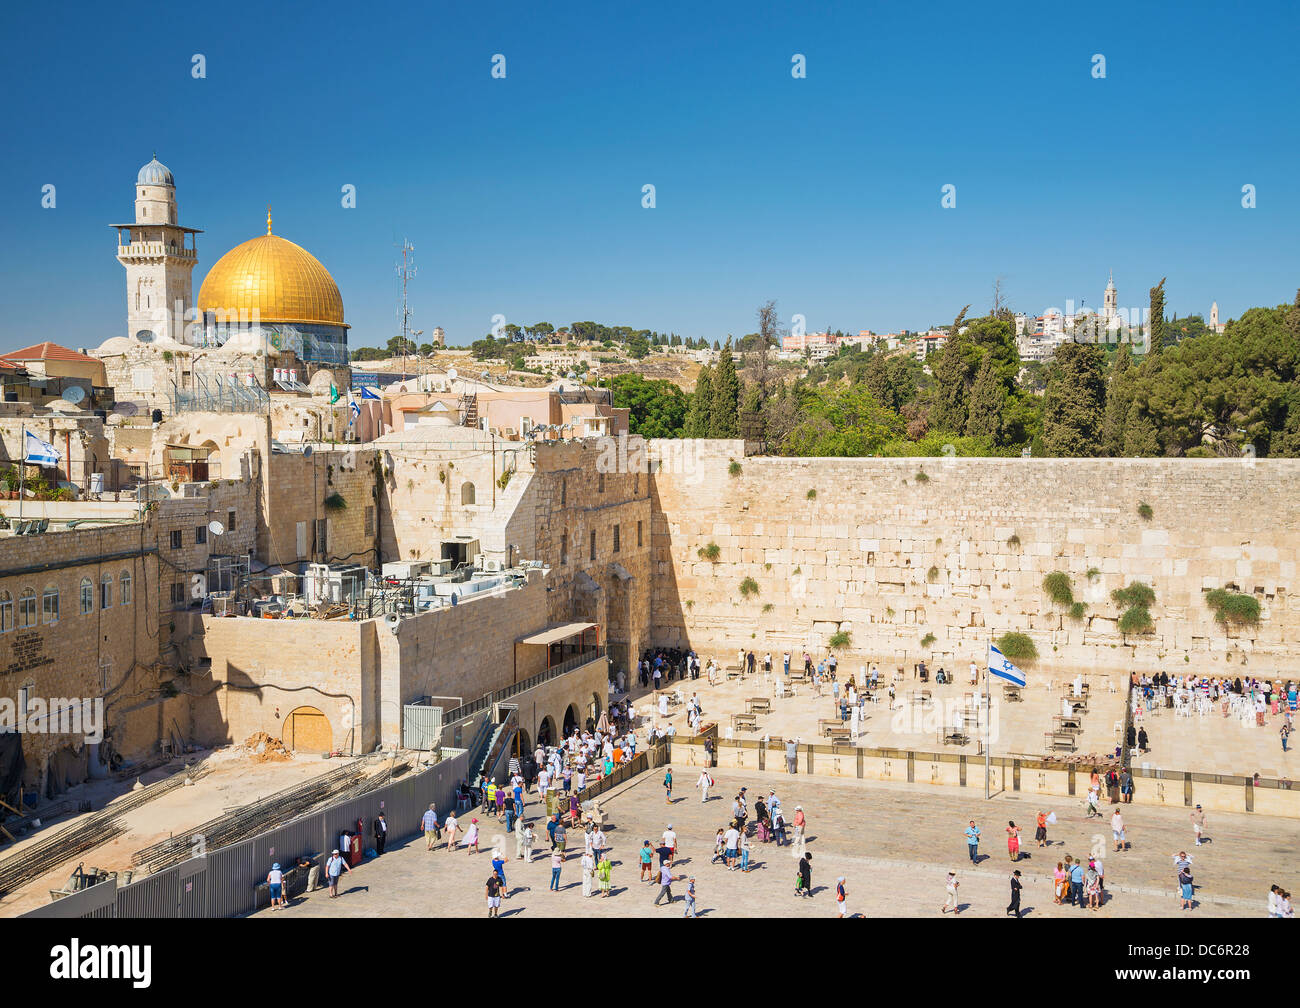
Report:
459,392,479,428
470,706,518,791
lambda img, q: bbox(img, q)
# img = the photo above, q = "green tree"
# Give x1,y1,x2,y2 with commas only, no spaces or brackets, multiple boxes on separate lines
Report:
1123,399,1161,456
964,358,1004,442
607,373,688,438
1041,342,1107,456
710,341,740,437
1101,343,1136,455
685,365,713,438
1147,277,1167,356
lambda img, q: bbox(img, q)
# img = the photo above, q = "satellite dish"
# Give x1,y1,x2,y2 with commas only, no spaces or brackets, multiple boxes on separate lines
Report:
447,368,458,381
61,386,86,405
116,401,139,417
302,445,313,458
208,520,225,536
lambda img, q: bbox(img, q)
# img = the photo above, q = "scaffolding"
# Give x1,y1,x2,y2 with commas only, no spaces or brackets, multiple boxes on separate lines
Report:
170,371,270,414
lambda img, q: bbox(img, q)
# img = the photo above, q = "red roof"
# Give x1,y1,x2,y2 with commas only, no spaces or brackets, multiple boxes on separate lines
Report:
1,341,97,363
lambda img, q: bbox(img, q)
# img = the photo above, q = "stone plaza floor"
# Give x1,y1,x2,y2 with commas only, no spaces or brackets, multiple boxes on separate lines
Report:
625,670,1126,763
624,670,1296,779
249,765,1292,919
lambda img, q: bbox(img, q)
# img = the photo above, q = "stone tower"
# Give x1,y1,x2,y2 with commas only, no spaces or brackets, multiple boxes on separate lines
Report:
1210,301,1219,328
113,155,201,344
1103,269,1118,321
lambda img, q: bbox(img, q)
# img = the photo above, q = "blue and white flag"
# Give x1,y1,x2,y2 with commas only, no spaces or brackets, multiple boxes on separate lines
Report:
23,430,61,467
356,385,380,400
988,643,1026,688
347,391,360,429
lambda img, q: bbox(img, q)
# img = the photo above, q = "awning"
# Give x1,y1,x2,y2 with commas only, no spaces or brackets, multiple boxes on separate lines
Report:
517,621,598,647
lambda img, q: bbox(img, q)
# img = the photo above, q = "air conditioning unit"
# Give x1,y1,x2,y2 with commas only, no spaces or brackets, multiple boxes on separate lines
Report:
483,558,503,574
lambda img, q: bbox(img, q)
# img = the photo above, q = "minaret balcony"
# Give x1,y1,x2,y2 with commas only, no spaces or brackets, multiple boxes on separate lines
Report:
116,241,197,260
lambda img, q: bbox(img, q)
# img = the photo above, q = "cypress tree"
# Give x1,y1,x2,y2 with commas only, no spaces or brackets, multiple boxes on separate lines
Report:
1147,277,1167,356
1042,342,1107,456
1123,399,1161,456
1101,343,1135,455
710,341,741,437
965,358,1004,443
685,365,713,438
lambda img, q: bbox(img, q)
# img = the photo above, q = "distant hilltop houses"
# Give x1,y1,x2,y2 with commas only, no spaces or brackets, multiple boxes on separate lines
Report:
775,274,1229,367
780,328,949,363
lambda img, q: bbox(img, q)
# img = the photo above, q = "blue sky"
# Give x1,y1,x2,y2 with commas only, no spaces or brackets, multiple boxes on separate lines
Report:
1,0,1296,354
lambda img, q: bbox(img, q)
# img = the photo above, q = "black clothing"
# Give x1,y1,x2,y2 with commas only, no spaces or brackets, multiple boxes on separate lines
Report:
1007,875,1022,917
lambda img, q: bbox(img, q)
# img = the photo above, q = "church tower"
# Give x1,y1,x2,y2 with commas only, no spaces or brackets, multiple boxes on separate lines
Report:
1103,269,1118,321
113,155,202,344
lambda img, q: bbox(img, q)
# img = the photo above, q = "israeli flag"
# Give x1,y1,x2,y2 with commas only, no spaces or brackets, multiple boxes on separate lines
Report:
347,391,360,429
988,643,1026,688
23,430,61,467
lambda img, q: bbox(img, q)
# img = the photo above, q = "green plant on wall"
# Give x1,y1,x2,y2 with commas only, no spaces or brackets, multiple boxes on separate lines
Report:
920,632,936,649
1112,581,1156,638
1042,571,1074,606
1137,501,1154,521
324,492,347,511
1006,534,1020,547
738,576,759,599
762,603,774,614
1068,601,1088,621
927,565,939,582
728,461,743,477
806,488,817,500
995,632,1038,662
698,543,721,562
914,470,930,483
497,470,512,490
1085,567,1100,581
1205,589,1261,628
828,630,851,649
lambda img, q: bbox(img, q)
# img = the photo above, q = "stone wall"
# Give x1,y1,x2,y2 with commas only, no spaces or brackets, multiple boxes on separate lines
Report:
648,443,1300,681
186,575,553,753
0,521,161,793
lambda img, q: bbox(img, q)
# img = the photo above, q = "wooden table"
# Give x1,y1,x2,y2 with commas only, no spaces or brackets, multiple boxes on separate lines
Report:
747,697,772,715
818,718,842,736
732,712,758,732
940,730,970,746
1002,684,1023,702
1052,715,1083,735
827,728,853,745
1044,730,1077,752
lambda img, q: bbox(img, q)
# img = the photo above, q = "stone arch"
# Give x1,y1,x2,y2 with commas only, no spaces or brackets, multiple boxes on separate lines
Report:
562,704,579,738
590,691,603,723
537,715,557,748
284,705,332,753
461,481,476,505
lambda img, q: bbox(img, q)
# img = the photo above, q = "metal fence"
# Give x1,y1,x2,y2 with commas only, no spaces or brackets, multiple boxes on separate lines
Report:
441,647,606,724
22,749,469,920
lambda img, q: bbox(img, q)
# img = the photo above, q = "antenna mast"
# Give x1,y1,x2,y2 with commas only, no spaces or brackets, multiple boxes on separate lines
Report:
396,239,416,380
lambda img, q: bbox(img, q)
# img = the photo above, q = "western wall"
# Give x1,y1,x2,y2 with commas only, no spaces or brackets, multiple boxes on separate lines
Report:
647,441,1300,681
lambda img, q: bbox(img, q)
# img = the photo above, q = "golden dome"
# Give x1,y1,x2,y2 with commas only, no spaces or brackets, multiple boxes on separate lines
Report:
198,214,347,328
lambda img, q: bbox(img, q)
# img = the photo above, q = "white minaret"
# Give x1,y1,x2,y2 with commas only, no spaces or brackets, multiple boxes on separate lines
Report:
1210,301,1220,330
113,155,201,344
1103,269,1118,321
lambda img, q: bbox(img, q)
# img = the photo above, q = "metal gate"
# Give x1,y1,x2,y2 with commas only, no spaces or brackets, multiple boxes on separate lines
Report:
177,856,208,917
402,702,443,750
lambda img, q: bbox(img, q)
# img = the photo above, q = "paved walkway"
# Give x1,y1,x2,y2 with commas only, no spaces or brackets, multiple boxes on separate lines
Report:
250,767,1288,918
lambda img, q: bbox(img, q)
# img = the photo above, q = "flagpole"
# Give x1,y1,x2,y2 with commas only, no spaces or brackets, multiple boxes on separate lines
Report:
18,425,25,522
985,635,990,800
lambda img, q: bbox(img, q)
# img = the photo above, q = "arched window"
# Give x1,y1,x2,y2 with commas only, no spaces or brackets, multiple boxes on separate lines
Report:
100,573,113,610
80,577,93,615
17,589,36,629
41,586,58,625
0,592,11,633
121,570,133,606
461,482,476,505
